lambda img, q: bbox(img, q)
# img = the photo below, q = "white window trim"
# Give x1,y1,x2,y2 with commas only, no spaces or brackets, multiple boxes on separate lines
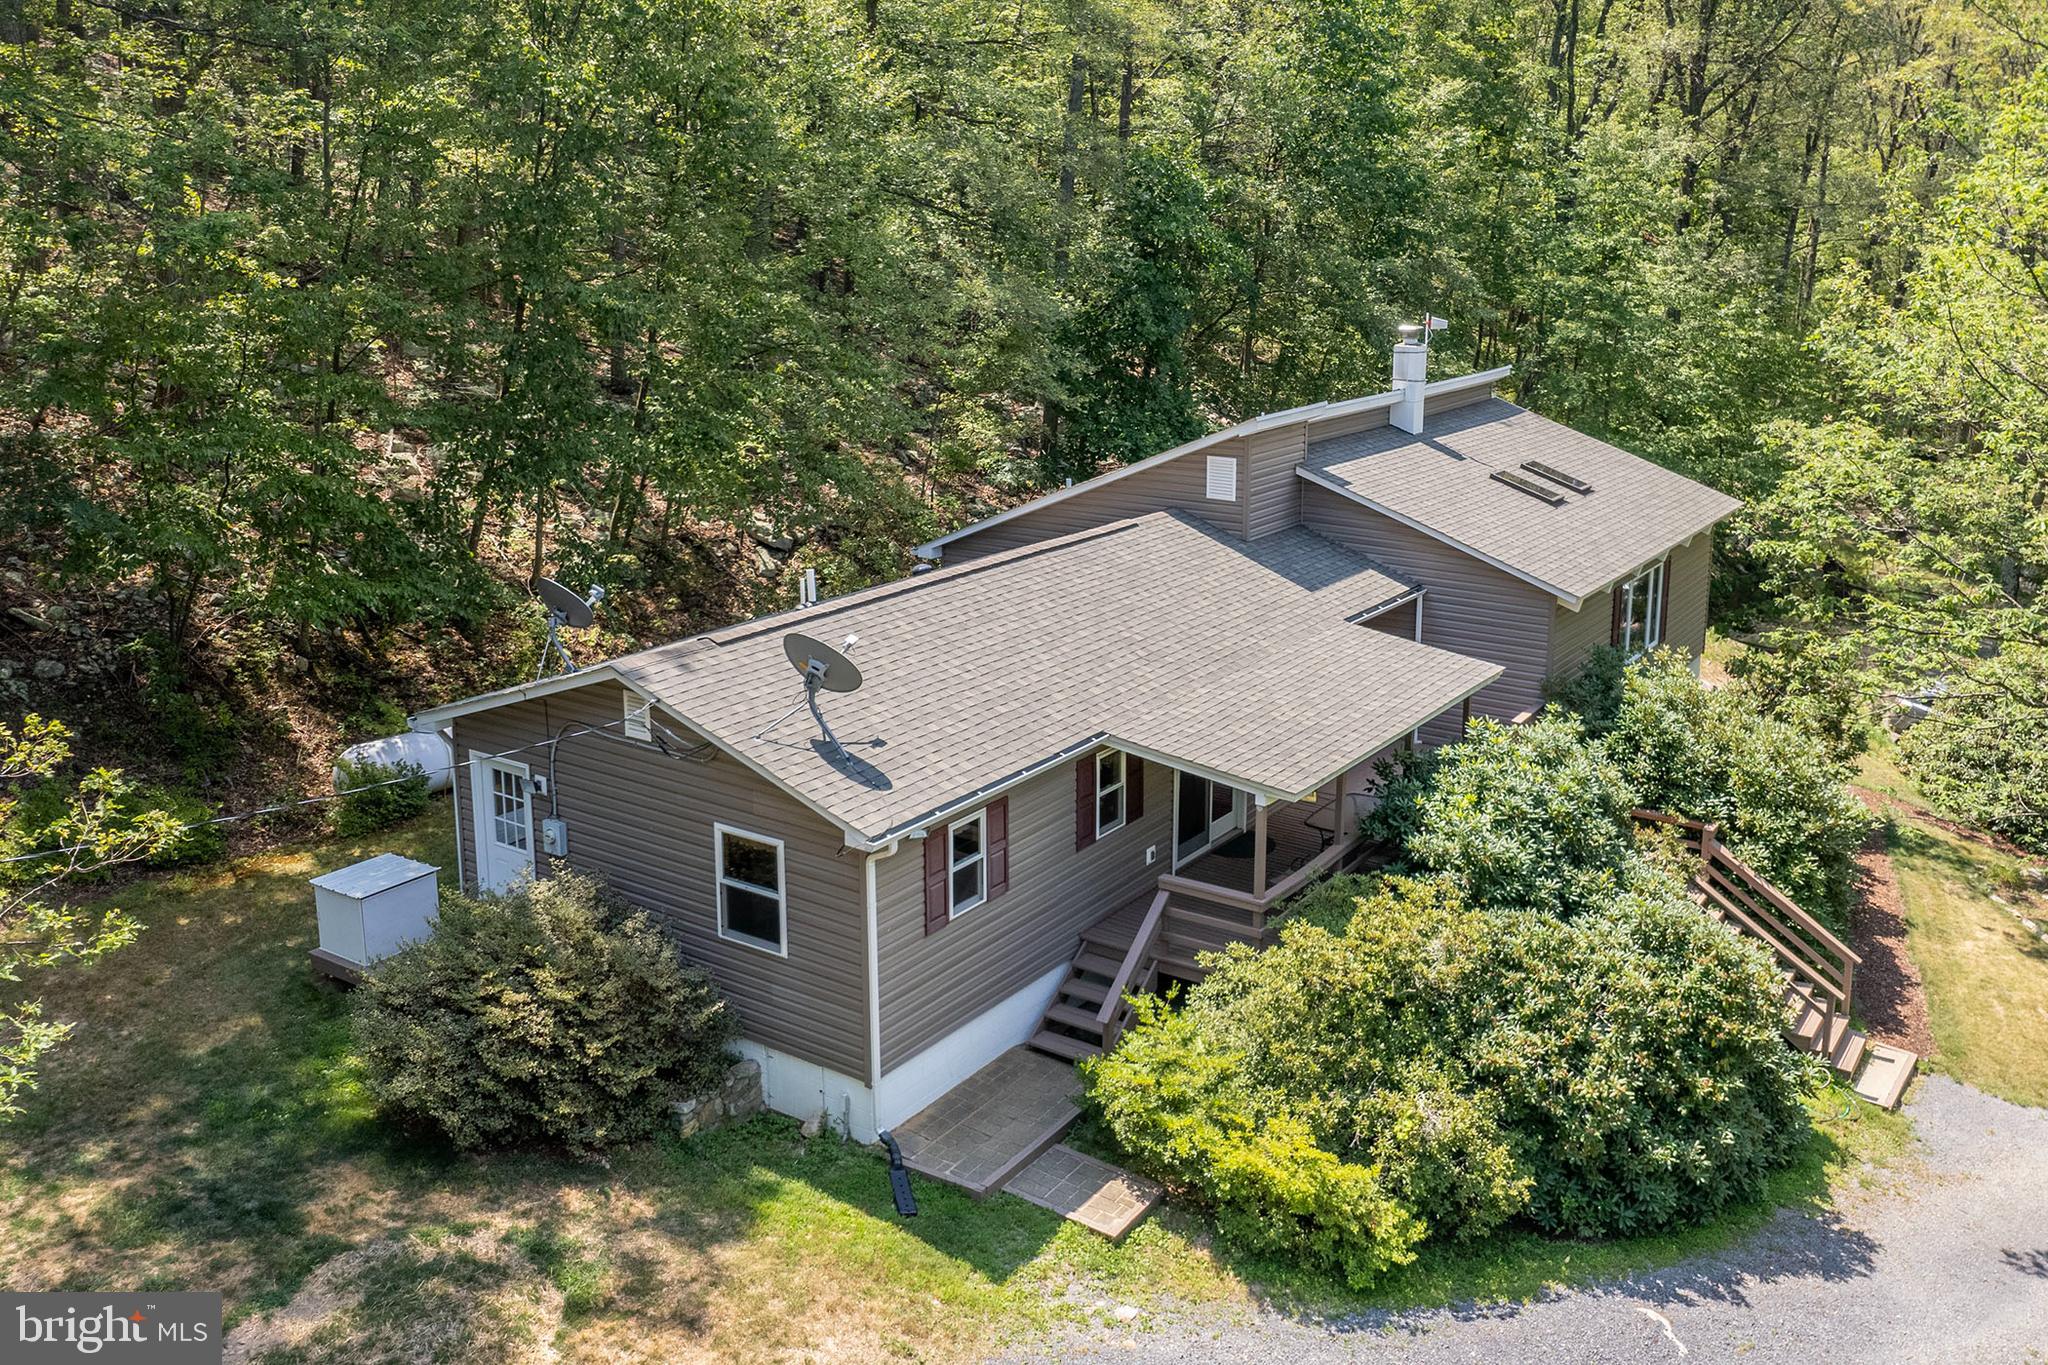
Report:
948,808,988,919
1095,750,1127,839
714,822,788,957
1619,558,1667,658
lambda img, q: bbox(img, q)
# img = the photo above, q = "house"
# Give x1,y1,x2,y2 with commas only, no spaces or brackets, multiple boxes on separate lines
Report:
411,334,1741,1142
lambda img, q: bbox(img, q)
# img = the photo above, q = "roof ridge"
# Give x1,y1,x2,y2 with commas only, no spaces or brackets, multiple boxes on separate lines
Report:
612,513,1165,671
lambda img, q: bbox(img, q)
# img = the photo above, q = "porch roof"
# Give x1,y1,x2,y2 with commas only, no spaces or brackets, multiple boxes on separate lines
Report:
601,511,1501,844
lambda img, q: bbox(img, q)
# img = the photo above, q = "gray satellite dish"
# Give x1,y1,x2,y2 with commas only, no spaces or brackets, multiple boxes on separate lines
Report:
784,632,863,694
537,577,597,628
757,632,863,754
532,578,607,679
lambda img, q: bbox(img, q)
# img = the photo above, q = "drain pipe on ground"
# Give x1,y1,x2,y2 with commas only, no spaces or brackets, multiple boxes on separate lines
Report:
878,1132,919,1217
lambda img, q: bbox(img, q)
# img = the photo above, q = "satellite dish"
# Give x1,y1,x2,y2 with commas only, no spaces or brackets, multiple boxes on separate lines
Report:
756,632,864,755
532,579,607,679
783,632,863,694
537,577,597,628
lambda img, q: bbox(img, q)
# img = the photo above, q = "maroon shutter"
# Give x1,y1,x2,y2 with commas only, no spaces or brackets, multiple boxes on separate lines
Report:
1075,755,1097,850
1610,583,1624,647
1460,698,1472,734
1656,560,1671,647
986,798,1009,899
1126,757,1143,823
923,823,950,934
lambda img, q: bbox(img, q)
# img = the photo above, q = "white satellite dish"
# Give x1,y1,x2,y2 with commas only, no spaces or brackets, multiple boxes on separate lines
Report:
533,578,607,679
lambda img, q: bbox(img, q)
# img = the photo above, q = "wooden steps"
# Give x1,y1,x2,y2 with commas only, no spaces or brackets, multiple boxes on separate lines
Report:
1852,1042,1917,1109
1779,972,1917,1110
1028,1029,1102,1061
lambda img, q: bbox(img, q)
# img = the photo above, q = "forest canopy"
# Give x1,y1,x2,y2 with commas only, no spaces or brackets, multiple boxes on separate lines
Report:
0,0,2041,840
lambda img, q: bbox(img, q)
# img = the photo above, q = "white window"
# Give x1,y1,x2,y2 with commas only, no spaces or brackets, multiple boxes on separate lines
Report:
714,824,786,955
949,809,987,918
1206,454,1238,501
623,690,652,741
1618,559,1666,656
1096,750,1127,838
490,765,530,851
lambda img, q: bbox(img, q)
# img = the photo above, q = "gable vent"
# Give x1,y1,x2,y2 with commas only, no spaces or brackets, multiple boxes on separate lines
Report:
1521,460,1593,495
1491,469,1567,505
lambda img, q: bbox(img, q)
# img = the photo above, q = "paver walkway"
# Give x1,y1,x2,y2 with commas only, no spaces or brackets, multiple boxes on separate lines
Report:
890,1048,1082,1197
1005,1143,1161,1239
889,1046,1164,1236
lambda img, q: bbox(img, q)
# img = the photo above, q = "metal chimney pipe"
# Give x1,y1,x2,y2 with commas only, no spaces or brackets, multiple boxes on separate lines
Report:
1391,323,1429,435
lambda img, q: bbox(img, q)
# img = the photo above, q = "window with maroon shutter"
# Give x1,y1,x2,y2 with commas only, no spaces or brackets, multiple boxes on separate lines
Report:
1075,754,1097,851
985,798,1008,899
1610,582,1624,647
923,823,950,934
925,800,1008,935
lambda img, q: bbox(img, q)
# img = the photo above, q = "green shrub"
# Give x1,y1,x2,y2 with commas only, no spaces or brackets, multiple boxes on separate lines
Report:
1087,874,1810,1278
353,871,738,1154
1083,997,1428,1287
333,757,432,837
1602,650,1867,926
0,778,220,883
131,785,225,866
1543,644,1629,734
1362,715,1641,918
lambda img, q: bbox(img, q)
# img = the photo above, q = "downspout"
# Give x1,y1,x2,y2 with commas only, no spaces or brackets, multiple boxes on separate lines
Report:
1411,592,1426,747
864,839,902,1095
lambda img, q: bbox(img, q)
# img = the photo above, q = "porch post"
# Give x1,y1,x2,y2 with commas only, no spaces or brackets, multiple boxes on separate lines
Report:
1252,798,1270,900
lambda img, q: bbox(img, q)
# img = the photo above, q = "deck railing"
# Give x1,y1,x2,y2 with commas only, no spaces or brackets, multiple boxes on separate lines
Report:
1634,808,1861,1025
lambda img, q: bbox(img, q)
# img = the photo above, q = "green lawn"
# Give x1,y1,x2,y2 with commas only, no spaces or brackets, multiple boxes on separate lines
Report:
1882,817,2048,1109
0,804,1912,1359
1849,732,2048,1109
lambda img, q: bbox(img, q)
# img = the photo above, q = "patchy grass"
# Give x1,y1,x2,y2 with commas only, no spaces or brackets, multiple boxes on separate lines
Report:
1882,817,2048,1109
0,803,1922,1358
0,805,1244,1361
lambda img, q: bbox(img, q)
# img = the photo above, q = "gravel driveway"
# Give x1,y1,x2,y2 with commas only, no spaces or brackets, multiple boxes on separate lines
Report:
1017,1077,2048,1364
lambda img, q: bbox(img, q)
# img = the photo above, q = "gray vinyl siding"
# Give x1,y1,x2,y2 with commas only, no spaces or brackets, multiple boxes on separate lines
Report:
1300,481,1554,744
943,441,1246,562
1664,530,1712,656
451,680,869,1079
1549,586,1614,686
1245,425,1305,540
1546,528,1714,684
1361,598,1418,638
873,753,1171,1072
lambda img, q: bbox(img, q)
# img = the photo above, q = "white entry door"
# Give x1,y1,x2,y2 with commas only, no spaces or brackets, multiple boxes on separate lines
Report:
470,754,534,893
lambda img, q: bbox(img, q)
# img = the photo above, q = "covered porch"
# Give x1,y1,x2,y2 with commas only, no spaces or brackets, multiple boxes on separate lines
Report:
1156,771,1383,936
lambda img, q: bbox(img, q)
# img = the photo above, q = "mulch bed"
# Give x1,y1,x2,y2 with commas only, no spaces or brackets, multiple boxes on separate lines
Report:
1848,798,1937,1058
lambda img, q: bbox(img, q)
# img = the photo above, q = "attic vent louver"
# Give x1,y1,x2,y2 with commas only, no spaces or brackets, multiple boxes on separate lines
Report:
1520,460,1593,495
1491,469,1567,506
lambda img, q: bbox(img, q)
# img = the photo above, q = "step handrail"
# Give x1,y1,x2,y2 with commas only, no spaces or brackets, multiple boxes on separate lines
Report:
1097,889,1170,1049
1634,807,1860,1015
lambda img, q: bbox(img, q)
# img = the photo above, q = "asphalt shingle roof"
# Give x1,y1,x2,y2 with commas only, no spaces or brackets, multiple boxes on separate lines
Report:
1303,398,1742,602
610,512,1501,842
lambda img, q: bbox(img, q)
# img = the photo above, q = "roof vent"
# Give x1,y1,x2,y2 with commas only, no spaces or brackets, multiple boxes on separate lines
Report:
1520,460,1592,495
1490,469,1567,505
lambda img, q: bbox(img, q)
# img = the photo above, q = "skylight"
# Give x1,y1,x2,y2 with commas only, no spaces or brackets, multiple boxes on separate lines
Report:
1491,469,1567,505
1521,460,1593,495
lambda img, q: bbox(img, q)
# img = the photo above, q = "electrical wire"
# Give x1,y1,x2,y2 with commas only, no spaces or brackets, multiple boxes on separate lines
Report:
0,711,712,867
